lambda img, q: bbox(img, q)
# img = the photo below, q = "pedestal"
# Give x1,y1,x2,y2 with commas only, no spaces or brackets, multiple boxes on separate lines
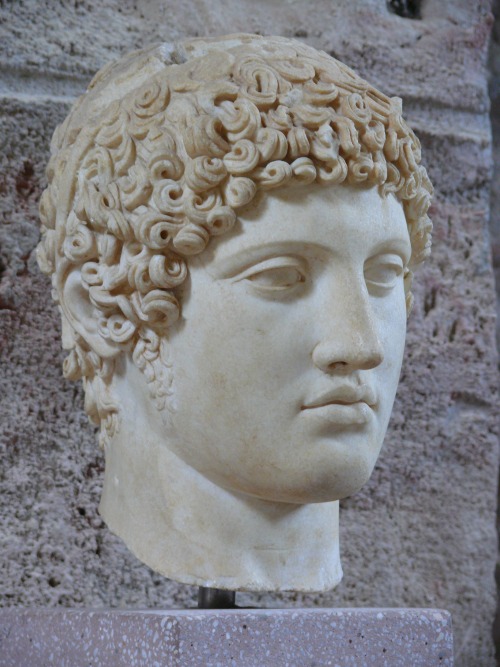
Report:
0,607,453,666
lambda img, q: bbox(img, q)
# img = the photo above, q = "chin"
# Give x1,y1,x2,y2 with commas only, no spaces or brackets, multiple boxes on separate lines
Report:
229,462,377,505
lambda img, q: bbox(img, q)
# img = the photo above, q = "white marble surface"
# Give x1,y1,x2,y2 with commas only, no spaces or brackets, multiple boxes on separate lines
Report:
37,34,433,591
99,183,410,590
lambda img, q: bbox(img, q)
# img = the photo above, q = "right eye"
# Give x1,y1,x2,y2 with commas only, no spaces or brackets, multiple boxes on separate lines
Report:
233,257,306,292
247,265,305,291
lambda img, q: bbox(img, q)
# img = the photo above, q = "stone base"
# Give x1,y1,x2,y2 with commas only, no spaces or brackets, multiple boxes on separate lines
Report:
0,607,453,666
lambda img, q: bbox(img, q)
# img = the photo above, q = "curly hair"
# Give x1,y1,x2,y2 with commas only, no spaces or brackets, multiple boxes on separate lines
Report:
37,34,433,446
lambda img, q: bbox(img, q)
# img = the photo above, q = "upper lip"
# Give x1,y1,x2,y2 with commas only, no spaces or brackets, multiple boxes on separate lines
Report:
301,384,377,410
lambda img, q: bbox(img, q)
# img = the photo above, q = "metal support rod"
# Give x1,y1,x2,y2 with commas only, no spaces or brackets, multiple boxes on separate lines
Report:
197,587,236,609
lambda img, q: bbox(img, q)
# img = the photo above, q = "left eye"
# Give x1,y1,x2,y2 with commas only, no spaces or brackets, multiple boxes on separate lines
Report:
246,265,305,291
364,256,404,290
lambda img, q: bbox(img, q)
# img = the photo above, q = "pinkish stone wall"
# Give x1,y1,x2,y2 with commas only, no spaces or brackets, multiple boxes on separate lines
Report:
488,0,500,661
0,2,498,665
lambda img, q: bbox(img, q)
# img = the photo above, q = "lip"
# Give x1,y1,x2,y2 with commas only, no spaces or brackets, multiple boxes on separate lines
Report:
301,385,377,426
302,384,377,410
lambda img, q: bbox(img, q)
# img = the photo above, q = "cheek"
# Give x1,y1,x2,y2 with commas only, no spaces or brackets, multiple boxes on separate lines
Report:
171,286,268,416
377,297,407,408
379,284,407,352
187,283,302,380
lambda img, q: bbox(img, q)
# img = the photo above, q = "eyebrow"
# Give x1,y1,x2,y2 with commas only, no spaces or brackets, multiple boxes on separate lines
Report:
209,235,412,279
209,241,318,278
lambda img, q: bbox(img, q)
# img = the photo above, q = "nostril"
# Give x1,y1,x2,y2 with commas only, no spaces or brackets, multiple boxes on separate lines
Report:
312,341,384,373
327,361,348,372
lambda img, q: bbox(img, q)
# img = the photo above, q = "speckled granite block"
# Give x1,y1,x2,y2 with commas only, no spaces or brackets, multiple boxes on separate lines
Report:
0,608,453,666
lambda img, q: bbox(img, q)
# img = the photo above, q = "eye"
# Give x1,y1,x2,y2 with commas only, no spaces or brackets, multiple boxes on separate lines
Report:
248,265,305,291
233,256,306,292
364,254,404,292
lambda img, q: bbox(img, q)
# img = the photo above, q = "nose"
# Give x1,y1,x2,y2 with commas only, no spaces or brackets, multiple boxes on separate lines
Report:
311,286,384,374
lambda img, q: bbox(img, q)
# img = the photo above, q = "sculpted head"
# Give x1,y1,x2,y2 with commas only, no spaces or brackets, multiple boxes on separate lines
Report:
37,34,432,590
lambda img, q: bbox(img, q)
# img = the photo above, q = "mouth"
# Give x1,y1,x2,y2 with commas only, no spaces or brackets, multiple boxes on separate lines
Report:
302,385,377,410
301,386,377,426
304,398,370,408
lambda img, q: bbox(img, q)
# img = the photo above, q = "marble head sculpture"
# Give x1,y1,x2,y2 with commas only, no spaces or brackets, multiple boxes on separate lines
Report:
37,34,432,592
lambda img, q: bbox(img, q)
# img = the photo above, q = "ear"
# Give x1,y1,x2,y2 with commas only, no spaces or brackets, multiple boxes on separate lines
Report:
61,268,120,359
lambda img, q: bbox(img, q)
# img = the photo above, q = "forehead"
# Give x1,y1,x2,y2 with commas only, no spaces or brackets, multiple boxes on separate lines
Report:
198,183,411,271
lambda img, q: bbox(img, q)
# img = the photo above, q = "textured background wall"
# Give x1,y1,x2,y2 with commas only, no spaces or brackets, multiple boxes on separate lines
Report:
489,0,500,659
0,1,498,665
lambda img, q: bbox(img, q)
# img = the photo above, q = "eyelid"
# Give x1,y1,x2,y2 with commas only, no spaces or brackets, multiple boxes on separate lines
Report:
229,255,306,283
364,253,405,288
365,253,405,271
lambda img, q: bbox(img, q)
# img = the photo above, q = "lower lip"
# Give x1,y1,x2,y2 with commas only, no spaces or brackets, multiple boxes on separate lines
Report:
301,402,373,426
